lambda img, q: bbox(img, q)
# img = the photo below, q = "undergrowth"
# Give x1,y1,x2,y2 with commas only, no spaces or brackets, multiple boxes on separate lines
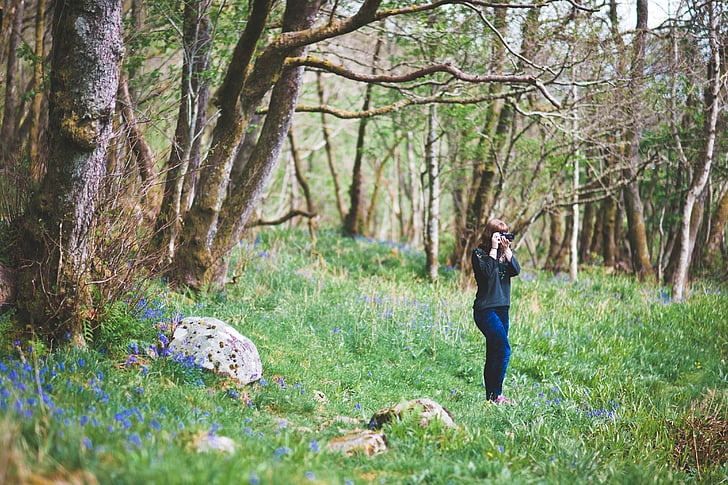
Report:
0,228,726,484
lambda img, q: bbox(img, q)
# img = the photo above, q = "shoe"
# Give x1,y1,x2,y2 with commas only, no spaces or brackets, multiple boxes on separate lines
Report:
494,395,515,406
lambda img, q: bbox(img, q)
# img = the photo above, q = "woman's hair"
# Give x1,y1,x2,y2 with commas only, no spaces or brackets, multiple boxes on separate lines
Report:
479,218,509,249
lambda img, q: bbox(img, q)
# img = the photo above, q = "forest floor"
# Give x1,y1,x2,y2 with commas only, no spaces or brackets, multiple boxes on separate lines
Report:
0,228,726,484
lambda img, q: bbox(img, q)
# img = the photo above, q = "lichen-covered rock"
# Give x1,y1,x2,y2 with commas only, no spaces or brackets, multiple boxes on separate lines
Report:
369,398,458,430
327,430,387,457
169,317,262,385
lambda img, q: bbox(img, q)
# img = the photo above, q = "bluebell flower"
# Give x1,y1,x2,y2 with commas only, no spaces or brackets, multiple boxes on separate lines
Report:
275,447,291,457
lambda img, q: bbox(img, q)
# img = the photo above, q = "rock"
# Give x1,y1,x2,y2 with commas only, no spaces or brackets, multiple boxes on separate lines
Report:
169,317,262,385
192,432,237,454
327,430,387,457
369,398,458,430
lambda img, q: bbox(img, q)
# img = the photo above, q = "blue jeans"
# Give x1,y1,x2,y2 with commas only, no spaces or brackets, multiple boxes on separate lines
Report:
474,307,511,400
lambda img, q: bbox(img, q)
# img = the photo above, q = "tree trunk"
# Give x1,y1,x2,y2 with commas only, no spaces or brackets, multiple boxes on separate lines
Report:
288,130,318,243
205,0,326,287
154,0,212,261
623,181,653,277
169,0,275,288
447,5,512,270
580,200,596,263
118,74,155,184
16,0,123,344
600,196,618,266
343,83,371,237
424,104,440,281
703,184,728,267
316,72,346,222
673,3,721,300
27,0,48,183
0,0,24,161
403,131,423,246
545,209,567,271
623,0,654,281
366,138,401,234
344,33,383,237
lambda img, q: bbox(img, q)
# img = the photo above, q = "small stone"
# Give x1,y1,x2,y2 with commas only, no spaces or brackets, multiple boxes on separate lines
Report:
192,432,236,454
369,398,458,430
327,430,387,457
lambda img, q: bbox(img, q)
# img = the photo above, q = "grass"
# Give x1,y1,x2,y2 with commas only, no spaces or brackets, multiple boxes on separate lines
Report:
0,228,726,484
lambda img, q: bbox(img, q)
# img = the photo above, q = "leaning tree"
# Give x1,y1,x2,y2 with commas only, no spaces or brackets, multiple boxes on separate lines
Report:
161,0,574,291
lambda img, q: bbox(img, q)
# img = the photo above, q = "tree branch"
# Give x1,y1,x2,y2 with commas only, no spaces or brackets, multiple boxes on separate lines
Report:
276,0,590,52
250,209,317,227
261,85,538,119
287,57,562,108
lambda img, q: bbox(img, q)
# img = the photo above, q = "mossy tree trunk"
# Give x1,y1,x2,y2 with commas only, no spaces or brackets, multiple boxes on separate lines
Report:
15,0,123,344
622,0,654,282
171,0,325,289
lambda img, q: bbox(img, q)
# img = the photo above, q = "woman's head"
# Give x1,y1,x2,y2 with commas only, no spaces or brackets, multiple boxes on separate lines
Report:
480,218,509,248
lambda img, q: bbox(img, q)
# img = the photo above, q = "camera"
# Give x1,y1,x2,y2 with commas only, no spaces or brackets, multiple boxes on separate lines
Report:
500,232,515,241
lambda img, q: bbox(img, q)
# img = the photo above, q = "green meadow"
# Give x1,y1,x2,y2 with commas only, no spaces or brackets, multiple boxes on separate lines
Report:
1,229,726,484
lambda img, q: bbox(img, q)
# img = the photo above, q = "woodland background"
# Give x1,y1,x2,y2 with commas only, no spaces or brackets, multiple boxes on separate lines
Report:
0,0,726,344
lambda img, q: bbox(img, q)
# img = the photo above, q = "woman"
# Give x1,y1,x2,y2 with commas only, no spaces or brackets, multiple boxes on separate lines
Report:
471,218,520,404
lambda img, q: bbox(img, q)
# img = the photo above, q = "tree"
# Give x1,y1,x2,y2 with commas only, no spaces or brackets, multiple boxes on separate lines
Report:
154,0,212,260
15,0,124,344
622,0,654,281
673,0,724,300
165,0,567,290
0,0,24,161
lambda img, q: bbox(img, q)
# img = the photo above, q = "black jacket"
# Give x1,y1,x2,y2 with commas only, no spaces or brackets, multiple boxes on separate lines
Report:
471,247,520,311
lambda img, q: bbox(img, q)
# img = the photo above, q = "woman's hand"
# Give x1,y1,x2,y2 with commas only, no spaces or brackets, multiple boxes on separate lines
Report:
491,232,501,250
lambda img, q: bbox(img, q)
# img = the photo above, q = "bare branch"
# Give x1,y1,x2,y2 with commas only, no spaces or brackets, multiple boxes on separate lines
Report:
251,209,317,227
278,0,588,52
464,3,556,75
279,86,541,119
287,57,562,108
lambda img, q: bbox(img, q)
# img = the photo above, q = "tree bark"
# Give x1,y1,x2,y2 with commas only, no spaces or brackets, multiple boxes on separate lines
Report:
404,131,423,246
118,74,155,184
600,196,618,266
16,0,123,344
579,200,596,263
544,209,567,271
288,130,318,243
